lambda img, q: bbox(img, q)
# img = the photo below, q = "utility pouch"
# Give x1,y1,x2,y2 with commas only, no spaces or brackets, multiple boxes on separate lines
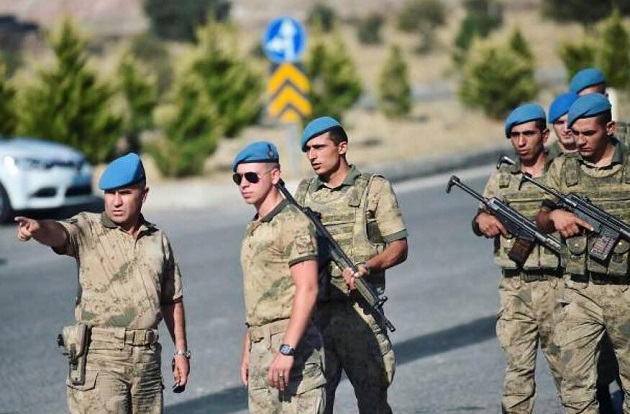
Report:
57,323,90,386
508,238,535,267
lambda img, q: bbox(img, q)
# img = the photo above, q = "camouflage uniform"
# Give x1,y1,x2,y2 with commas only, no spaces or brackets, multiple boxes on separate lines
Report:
241,200,326,413
543,140,630,413
53,211,183,414
479,161,564,414
296,165,407,414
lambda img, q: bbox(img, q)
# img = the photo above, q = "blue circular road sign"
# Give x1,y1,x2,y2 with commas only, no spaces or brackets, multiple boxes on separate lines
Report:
263,17,307,64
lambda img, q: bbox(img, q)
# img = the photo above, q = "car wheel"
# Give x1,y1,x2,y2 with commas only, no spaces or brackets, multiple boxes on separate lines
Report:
0,182,14,223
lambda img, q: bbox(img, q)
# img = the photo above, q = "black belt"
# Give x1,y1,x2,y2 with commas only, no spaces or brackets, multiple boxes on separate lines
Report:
570,271,630,285
503,269,562,282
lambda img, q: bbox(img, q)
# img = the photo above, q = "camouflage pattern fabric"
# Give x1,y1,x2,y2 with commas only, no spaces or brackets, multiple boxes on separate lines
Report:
55,212,183,329
298,165,406,413
481,161,565,413
55,212,183,413
240,200,325,412
544,143,630,412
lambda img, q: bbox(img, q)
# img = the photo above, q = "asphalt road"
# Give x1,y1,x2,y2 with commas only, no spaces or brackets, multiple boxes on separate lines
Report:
0,166,566,414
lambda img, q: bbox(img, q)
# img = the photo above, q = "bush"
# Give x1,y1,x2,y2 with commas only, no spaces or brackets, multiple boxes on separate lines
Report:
378,45,412,118
357,12,385,45
596,10,630,89
541,0,630,27
0,64,17,136
17,19,121,164
557,39,596,82
128,33,172,97
508,27,533,62
396,0,446,53
459,39,538,119
453,0,503,66
305,32,363,121
307,3,338,33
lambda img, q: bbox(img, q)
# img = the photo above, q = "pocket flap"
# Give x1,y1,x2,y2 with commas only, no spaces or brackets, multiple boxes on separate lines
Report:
66,370,97,391
567,235,588,255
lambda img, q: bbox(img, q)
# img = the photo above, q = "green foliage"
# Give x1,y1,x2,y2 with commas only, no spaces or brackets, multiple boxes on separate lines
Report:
357,12,385,45
305,33,363,121
128,33,172,97
117,54,158,153
596,10,630,89
508,27,533,62
143,0,231,42
557,39,596,82
453,0,503,66
459,39,538,119
0,64,17,136
396,0,446,53
307,3,338,33
17,20,121,164
541,0,630,27
378,45,412,118
189,21,263,138
148,76,222,177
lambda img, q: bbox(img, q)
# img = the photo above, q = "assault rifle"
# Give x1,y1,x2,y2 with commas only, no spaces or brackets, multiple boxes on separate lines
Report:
446,175,563,266
520,173,630,261
275,179,396,332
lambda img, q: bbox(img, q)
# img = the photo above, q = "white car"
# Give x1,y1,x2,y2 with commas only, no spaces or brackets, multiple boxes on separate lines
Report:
0,137,94,222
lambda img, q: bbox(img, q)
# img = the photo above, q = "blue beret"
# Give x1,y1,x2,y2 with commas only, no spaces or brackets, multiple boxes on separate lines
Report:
548,91,578,123
232,141,279,171
504,103,546,138
567,93,611,128
569,68,606,93
99,152,145,191
301,116,342,151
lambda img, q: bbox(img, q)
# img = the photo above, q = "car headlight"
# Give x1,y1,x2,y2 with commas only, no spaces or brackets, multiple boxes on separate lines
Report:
3,155,52,174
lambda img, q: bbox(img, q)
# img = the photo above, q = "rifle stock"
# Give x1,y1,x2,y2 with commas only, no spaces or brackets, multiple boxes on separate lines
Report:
276,179,396,332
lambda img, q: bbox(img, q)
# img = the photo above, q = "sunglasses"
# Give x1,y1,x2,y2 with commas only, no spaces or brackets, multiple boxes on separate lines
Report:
232,169,273,185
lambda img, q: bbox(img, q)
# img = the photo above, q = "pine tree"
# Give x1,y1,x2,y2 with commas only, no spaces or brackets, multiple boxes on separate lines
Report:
596,10,630,89
305,32,363,121
17,19,121,164
459,39,538,119
557,38,596,82
189,20,263,138
378,45,412,118
0,64,17,136
508,27,533,62
117,53,158,153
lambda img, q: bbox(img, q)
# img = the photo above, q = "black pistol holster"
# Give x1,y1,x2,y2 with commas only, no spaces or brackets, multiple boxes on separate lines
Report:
57,323,90,386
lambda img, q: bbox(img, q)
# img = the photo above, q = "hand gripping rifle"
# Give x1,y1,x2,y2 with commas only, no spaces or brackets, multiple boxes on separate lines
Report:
446,175,563,266
275,179,396,332
520,172,630,261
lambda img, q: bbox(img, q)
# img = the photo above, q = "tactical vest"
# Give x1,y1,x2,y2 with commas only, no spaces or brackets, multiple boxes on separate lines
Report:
559,152,630,276
494,166,561,270
295,173,386,300
616,121,630,149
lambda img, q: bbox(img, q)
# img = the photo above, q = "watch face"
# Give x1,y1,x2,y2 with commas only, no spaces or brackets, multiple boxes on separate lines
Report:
279,344,294,356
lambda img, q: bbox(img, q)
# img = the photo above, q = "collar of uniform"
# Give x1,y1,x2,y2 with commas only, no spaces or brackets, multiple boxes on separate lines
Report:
577,137,624,168
259,199,289,223
100,212,155,232
314,165,361,191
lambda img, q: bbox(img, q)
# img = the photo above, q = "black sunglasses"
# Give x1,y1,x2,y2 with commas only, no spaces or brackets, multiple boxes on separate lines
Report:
232,169,273,185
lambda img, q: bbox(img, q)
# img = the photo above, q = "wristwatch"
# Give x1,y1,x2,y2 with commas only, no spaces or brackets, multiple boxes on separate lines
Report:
279,344,296,356
174,349,192,359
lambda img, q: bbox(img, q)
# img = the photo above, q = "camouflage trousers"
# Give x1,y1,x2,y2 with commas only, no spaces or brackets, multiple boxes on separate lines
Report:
248,321,326,414
314,300,396,414
67,342,163,414
496,274,564,414
556,278,630,414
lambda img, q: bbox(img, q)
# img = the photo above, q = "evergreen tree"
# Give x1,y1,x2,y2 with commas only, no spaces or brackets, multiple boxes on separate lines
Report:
0,64,17,136
378,45,412,118
307,3,338,33
189,20,263,138
117,53,158,153
508,27,533,62
541,0,630,27
396,0,446,54
596,10,630,89
17,19,121,164
459,39,538,119
557,39,596,82
452,0,503,66
357,12,385,45
305,33,363,121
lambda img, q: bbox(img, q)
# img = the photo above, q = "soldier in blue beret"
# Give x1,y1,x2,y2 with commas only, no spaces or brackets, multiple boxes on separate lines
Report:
547,91,579,158
472,103,567,412
570,67,607,96
233,141,326,413
537,89,630,413
296,116,409,413
15,152,190,413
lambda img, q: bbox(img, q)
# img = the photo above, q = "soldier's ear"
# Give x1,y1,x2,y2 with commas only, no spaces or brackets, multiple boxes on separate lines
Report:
606,120,616,138
338,141,348,156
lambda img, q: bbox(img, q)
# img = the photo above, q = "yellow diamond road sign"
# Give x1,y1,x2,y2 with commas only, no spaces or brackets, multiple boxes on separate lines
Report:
267,62,311,123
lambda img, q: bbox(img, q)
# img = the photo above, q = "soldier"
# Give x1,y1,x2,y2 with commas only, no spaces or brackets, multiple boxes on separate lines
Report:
15,152,190,414
536,93,630,413
570,67,607,96
472,104,564,413
547,91,579,159
296,116,409,413
234,141,326,413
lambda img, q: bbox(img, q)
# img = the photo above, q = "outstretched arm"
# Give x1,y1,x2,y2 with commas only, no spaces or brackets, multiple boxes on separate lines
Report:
15,216,67,247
